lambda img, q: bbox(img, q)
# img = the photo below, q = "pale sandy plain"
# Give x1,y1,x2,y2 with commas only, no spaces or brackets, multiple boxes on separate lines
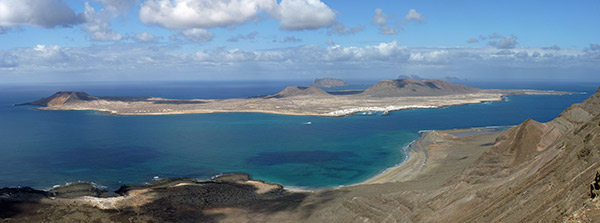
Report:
37,89,568,117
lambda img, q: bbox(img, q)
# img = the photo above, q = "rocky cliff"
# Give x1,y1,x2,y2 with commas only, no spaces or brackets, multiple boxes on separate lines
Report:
416,87,600,222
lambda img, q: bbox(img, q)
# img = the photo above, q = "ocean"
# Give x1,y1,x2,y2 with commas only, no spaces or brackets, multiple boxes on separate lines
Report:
0,80,595,190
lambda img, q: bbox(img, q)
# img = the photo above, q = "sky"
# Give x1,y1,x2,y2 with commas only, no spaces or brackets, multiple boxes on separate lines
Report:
0,0,599,83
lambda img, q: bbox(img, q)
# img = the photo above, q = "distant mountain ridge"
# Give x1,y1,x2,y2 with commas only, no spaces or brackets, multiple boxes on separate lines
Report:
313,78,347,88
362,79,480,97
398,75,467,83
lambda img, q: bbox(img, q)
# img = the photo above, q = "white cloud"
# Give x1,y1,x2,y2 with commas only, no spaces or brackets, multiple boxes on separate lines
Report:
139,0,336,31
140,0,275,29
181,28,215,42
0,0,82,29
83,3,123,42
321,41,410,62
133,32,159,42
275,0,336,30
409,50,450,64
405,9,424,23
372,8,387,26
2,42,599,82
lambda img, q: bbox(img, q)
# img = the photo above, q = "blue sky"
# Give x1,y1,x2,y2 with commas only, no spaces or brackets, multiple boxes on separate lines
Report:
0,0,599,83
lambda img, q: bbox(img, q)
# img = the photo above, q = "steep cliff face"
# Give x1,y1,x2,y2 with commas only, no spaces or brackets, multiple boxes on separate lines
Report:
362,79,480,97
422,88,600,222
22,92,97,106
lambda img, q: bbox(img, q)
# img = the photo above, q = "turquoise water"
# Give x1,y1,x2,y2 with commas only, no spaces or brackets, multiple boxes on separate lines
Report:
0,81,595,190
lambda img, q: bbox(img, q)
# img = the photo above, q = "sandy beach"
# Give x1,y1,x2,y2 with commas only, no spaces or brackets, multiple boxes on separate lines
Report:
361,127,506,186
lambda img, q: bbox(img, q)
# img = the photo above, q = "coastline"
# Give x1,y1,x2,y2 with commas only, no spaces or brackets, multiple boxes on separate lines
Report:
28,88,576,117
4,126,508,194
37,94,506,117
360,126,508,185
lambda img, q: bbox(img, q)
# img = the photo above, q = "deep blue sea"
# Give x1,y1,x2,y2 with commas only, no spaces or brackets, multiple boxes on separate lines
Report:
0,80,596,190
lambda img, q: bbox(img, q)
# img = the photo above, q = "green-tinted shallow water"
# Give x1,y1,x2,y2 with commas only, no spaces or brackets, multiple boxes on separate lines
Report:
0,81,594,190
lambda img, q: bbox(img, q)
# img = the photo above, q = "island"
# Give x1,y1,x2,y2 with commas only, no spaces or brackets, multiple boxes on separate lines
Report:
3,87,600,222
313,78,347,88
20,79,572,117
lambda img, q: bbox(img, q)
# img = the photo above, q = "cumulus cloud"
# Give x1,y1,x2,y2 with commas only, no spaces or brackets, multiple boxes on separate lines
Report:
227,32,258,42
140,0,336,31
405,9,424,23
409,50,450,64
273,0,337,30
588,43,600,51
133,32,159,42
0,0,82,30
327,23,365,35
83,3,123,42
140,0,273,29
181,28,215,42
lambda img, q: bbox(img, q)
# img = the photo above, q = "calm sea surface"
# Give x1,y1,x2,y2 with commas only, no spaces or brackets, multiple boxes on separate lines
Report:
0,80,595,190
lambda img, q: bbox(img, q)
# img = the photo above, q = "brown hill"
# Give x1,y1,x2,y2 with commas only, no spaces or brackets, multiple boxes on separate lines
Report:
267,86,331,98
362,79,480,97
22,91,97,106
